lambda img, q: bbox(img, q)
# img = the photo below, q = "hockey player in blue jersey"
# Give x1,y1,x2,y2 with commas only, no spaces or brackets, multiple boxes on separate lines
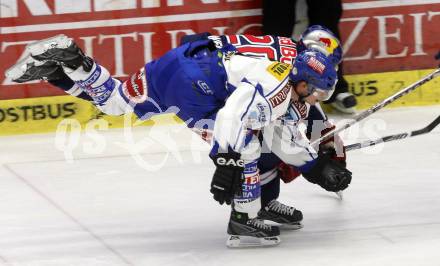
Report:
6,32,351,247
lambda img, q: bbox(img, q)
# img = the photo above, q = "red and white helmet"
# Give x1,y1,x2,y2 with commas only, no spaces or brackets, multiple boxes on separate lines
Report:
298,25,343,66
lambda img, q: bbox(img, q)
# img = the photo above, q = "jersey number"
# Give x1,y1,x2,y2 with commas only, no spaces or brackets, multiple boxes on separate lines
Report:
226,35,297,64
227,35,277,60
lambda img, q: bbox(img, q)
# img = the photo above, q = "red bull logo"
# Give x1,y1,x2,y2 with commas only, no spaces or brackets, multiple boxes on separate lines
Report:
319,37,339,54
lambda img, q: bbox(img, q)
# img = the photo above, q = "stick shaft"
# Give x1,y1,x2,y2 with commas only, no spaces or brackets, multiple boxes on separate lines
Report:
345,115,440,151
311,68,440,147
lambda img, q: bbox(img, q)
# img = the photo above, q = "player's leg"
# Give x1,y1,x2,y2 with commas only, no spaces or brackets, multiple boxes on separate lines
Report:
5,50,93,102
227,163,281,247
257,152,303,230
328,66,357,114
22,34,140,116
306,0,357,113
306,0,342,38
262,0,297,37
259,177,303,230
226,136,280,248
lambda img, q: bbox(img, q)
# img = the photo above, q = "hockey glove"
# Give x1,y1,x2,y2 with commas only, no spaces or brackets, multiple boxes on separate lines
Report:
210,151,244,205
302,149,352,192
307,124,346,167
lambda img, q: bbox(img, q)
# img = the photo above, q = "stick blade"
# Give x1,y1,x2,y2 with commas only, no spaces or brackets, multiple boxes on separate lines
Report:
412,114,440,136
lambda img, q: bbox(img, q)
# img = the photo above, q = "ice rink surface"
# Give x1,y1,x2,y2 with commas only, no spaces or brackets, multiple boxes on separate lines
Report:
0,106,439,266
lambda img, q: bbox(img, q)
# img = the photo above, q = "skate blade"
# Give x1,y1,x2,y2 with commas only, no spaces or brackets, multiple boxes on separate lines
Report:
226,235,281,248
336,191,344,200
26,34,72,56
5,54,34,80
280,222,303,231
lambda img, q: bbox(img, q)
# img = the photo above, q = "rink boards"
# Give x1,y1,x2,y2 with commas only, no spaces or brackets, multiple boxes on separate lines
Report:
1,0,440,99
0,67,439,136
1,0,440,135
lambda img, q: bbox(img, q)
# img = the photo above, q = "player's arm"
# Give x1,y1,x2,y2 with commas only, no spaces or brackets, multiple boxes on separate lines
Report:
6,35,143,117
277,102,346,184
269,118,351,192
306,103,346,165
213,80,265,152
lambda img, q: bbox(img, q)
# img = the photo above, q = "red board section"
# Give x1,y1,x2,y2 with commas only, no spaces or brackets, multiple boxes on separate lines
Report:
340,2,440,74
1,0,440,99
0,0,262,99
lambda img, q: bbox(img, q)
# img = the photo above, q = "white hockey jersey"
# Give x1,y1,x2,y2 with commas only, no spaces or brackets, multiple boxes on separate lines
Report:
214,54,294,152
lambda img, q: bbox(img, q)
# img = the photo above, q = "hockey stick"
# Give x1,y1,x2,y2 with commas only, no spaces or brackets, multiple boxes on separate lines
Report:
333,114,440,201
310,67,440,148
344,114,440,152
332,53,440,200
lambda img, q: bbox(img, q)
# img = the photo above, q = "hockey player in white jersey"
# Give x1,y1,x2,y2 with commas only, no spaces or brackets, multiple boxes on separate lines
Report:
180,28,349,245
6,34,352,247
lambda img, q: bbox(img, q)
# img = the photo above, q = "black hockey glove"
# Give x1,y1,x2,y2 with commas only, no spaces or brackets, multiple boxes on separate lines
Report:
210,151,244,205
302,149,352,192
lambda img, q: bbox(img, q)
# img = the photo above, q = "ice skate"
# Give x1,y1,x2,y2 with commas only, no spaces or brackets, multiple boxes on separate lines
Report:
330,92,357,114
26,34,93,72
5,54,65,83
258,200,303,230
226,210,281,248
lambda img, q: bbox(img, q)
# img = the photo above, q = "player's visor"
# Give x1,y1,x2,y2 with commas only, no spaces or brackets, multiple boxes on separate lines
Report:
309,86,335,101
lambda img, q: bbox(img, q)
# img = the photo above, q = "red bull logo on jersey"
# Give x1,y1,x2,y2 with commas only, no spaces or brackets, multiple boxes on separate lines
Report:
319,37,339,55
307,57,326,75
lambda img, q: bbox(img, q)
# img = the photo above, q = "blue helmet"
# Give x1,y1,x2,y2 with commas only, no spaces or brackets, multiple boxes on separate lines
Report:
298,25,343,66
290,49,337,100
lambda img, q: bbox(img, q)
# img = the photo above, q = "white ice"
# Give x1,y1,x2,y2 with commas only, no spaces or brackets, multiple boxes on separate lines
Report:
0,106,439,266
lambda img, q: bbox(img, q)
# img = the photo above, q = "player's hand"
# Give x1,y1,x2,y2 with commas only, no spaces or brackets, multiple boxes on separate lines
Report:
210,152,244,205
317,125,347,167
302,150,352,192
